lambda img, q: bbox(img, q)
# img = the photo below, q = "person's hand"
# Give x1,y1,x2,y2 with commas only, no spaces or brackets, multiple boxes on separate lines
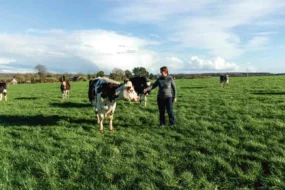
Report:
143,89,147,93
173,98,177,103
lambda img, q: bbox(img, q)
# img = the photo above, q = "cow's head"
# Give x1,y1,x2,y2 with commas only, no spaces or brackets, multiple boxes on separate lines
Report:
129,76,151,95
61,81,67,90
116,81,140,102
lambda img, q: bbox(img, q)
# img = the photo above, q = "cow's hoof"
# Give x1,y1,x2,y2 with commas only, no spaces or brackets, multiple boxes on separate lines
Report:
109,128,114,132
99,129,103,132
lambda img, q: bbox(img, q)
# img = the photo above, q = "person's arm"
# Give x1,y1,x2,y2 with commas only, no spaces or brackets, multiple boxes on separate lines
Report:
144,78,159,93
171,77,177,102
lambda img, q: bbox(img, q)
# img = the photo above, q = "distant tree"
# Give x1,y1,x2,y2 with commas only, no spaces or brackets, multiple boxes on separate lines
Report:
149,73,155,80
125,70,133,78
132,67,149,77
34,64,47,83
96,71,105,77
46,72,54,77
15,73,25,83
76,72,84,76
24,73,33,82
110,68,125,81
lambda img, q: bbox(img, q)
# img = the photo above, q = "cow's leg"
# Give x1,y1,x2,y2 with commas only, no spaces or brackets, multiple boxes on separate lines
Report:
109,103,116,131
93,107,100,124
66,90,69,98
144,95,147,107
4,92,7,101
0,93,2,101
139,94,143,106
96,109,100,124
98,111,105,132
62,90,65,99
109,114,114,131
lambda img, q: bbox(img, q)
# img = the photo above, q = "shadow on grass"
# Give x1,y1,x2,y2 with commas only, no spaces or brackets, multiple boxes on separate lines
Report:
50,102,91,108
180,86,207,89
15,97,38,100
0,114,96,127
0,115,67,126
251,92,285,95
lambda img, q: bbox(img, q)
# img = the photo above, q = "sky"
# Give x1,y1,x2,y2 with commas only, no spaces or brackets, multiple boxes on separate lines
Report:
0,0,285,74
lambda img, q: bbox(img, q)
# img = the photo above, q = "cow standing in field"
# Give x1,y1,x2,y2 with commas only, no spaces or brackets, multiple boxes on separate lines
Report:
0,81,7,101
88,77,140,132
60,80,71,99
220,75,229,87
125,76,151,107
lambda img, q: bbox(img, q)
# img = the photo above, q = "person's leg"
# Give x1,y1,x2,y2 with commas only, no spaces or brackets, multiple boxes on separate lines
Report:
157,97,166,125
166,97,176,125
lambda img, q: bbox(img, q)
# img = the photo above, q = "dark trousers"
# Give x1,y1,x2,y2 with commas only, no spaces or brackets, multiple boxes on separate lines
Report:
157,97,176,125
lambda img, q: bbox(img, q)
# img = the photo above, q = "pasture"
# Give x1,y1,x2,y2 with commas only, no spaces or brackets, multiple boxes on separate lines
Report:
0,76,285,189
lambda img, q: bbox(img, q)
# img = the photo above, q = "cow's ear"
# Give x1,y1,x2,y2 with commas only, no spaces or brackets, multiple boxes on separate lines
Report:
126,86,131,91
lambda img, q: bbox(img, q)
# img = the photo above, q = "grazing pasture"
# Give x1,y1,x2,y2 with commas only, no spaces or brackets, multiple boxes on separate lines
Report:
0,76,285,189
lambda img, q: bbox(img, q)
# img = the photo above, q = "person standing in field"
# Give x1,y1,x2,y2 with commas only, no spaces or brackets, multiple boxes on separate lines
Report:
144,66,177,126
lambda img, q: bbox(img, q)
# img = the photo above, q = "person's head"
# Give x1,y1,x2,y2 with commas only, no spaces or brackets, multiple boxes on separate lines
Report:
160,66,168,77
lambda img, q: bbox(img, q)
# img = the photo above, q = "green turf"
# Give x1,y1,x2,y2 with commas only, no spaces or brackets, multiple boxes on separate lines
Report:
0,76,285,189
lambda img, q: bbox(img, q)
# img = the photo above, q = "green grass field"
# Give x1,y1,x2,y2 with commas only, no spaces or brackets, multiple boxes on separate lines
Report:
0,76,285,189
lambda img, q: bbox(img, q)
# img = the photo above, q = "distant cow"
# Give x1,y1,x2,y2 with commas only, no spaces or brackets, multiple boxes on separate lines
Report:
126,76,151,107
220,75,229,87
60,80,71,98
0,81,7,101
88,77,140,131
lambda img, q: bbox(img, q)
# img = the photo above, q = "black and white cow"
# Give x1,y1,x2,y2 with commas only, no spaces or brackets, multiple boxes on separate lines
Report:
0,81,7,101
125,76,151,107
88,77,140,132
220,75,229,87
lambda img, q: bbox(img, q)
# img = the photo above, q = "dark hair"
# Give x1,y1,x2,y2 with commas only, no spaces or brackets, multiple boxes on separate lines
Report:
160,66,169,75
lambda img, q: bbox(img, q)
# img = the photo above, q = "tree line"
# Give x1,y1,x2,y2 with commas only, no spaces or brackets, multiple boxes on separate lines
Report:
0,65,156,84
1,64,281,84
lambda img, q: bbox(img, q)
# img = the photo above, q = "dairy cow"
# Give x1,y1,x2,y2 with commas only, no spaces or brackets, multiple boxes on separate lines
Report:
220,75,229,87
0,81,7,101
88,77,140,131
125,76,151,107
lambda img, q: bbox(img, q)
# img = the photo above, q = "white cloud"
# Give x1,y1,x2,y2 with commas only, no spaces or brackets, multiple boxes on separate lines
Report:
188,56,240,71
108,0,285,59
165,56,184,68
0,30,161,73
108,0,215,23
247,36,270,49
0,57,15,64
0,30,241,74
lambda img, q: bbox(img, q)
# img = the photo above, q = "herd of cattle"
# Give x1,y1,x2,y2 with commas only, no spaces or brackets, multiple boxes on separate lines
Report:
0,75,229,131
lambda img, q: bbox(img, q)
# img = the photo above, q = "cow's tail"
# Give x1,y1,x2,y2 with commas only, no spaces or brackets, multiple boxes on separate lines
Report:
88,79,99,103
88,80,94,103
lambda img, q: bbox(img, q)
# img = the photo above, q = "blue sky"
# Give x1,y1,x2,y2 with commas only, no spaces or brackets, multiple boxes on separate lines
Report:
0,0,285,74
